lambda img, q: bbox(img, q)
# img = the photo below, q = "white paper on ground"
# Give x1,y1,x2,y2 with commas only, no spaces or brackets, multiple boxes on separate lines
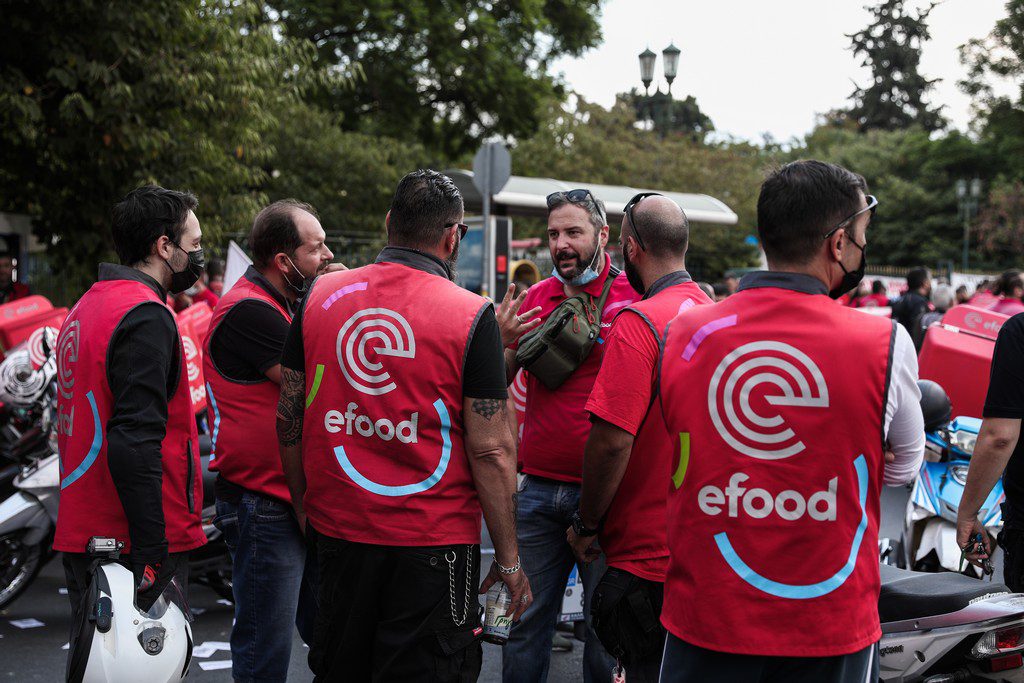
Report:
58,588,68,595
191,644,219,658
9,618,44,629
198,660,233,671
217,599,232,606
190,607,206,617
62,642,69,650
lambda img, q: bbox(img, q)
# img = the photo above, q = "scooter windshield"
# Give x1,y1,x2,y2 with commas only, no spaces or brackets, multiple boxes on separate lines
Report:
142,576,194,623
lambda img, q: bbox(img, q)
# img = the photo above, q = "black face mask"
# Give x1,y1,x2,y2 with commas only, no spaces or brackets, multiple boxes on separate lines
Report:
623,244,644,295
166,244,205,295
829,238,867,299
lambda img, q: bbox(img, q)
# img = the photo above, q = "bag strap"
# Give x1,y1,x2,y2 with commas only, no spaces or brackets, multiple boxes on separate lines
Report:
588,268,617,322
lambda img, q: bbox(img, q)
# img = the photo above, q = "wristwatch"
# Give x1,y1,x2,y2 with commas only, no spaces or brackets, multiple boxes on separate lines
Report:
571,509,601,537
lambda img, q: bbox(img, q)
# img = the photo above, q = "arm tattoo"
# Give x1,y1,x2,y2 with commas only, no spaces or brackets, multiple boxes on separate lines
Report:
471,398,506,421
276,367,306,447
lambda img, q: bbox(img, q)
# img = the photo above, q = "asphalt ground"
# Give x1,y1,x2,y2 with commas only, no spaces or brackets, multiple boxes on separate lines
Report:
0,484,996,681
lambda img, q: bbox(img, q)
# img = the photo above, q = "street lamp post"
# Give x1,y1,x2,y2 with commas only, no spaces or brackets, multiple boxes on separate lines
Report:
956,178,982,272
637,43,681,134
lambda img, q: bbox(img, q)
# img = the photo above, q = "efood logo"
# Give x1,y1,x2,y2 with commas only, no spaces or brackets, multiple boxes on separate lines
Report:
56,320,80,400
336,308,416,396
182,335,201,383
708,340,829,460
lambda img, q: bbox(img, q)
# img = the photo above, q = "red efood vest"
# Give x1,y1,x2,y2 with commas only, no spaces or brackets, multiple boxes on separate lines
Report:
659,280,893,657
205,274,292,502
54,278,205,554
300,262,488,546
600,279,712,581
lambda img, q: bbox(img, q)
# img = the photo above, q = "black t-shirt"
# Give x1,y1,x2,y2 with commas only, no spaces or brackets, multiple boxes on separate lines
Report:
209,299,291,382
983,312,1024,523
280,292,507,400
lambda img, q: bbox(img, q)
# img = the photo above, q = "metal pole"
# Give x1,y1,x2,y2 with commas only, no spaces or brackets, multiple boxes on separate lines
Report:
962,216,969,273
482,145,492,298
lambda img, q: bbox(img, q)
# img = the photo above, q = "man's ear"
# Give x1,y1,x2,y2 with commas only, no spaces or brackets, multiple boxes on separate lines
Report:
599,224,610,249
828,228,845,262
153,234,174,261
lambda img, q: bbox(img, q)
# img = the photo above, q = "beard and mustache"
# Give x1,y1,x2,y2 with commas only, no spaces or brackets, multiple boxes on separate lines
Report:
555,233,600,282
623,246,645,295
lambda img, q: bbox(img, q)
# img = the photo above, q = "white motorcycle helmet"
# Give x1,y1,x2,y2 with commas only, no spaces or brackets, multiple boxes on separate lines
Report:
68,562,193,683
0,326,58,408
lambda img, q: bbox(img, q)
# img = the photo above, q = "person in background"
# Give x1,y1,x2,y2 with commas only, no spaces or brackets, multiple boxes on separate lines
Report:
847,279,871,307
919,284,954,331
723,270,739,296
192,258,224,308
501,188,635,682
0,253,30,304
712,282,729,301
206,201,332,683
657,160,923,681
277,170,529,680
892,267,933,350
55,186,207,663
989,270,1024,316
860,280,891,307
568,195,712,680
971,279,998,308
697,281,715,300
207,258,225,296
955,284,970,306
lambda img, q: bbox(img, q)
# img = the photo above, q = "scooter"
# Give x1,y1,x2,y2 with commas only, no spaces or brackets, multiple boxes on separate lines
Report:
879,563,1024,681
901,415,1004,576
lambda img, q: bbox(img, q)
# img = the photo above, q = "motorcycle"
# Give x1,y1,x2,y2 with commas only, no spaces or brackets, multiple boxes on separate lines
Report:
0,330,232,609
879,563,1024,681
900,409,1003,576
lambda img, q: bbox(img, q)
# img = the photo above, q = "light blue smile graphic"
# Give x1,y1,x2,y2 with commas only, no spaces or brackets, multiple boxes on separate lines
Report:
206,382,221,460
714,454,869,599
334,398,451,497
60,391,102,490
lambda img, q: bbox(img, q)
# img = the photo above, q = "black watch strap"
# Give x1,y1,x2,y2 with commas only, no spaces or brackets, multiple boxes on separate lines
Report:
572,510,600,537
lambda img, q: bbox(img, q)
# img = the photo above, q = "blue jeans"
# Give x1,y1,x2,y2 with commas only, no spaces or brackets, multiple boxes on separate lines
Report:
503,475,615,682
215,492,318,683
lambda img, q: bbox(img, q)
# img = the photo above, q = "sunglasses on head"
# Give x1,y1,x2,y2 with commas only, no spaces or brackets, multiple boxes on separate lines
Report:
623,192,663,252
546,189,606,223
445,222,469,239
823,195,878,240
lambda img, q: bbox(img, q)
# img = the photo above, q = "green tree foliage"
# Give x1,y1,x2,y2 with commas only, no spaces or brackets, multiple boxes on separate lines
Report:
0,0,328,295
628,89,715,142
845,0,946,132
262,102,433,264
273,0,604,157
511,96,763,279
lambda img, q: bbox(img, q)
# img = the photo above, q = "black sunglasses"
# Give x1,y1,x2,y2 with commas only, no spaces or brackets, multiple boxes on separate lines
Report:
546,189,607,223
446,222,469,239
823,195,878,240
623,192,663,252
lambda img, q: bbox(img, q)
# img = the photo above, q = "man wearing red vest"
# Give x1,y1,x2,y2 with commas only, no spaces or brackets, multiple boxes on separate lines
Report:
567,194,712,681
501,189,636,682
658,161,924,681
55,185,207,631
276,170,530,680
206,199,334,683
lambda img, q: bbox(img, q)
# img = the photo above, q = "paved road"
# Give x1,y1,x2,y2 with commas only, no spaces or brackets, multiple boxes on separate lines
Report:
0,485,995,681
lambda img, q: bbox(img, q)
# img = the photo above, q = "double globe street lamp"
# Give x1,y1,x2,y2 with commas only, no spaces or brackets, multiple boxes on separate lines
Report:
639,43,681,96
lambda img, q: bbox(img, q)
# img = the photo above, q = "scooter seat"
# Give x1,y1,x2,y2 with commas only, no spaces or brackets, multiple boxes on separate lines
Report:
879,563,1010,623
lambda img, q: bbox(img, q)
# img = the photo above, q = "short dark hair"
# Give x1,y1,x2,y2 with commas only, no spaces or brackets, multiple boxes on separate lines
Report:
547,194,606,232
907,267,931,291
629,197,689,258
993,269,1023,297
387,170,463,249
249,199,318,269
111,185,198,266
756,160,867,265
872,279,886,295
206,258,225,279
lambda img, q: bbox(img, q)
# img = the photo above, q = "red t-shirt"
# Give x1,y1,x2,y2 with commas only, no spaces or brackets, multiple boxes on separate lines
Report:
512,255,638,482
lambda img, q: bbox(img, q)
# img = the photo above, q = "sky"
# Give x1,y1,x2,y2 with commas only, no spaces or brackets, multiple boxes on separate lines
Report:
550,0,1011,143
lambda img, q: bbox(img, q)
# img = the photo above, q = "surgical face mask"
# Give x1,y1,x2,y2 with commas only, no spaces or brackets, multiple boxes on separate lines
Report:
283,255,312,295
829,237,867,300
552,237,602,287
166,244,205,295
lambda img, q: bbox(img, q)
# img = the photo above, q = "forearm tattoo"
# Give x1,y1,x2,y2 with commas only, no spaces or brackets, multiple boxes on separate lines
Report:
472,398,506,421
276,367,306,447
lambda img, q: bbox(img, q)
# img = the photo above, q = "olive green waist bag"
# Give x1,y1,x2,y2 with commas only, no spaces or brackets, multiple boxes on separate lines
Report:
514,273,615,390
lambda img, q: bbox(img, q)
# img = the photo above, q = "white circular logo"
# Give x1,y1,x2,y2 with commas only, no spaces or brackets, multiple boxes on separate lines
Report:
182,335,200,383
336,308,416,396
510,369,528,414
27,326,58,370
56,320,80,400
707,341,829,460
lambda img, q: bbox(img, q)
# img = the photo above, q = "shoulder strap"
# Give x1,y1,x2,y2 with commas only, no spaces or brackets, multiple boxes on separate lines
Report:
591,268,617,316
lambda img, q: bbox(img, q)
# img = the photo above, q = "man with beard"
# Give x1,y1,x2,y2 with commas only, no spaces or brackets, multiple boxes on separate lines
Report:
206,199,334,683
499,189,637,682
567,194,712,681
277,170,529,679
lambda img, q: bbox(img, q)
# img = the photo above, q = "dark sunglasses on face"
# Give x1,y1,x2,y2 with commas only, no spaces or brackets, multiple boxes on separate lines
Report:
446,222,469,239
823,195,879,241
623,192,663,252
546,189,607,223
